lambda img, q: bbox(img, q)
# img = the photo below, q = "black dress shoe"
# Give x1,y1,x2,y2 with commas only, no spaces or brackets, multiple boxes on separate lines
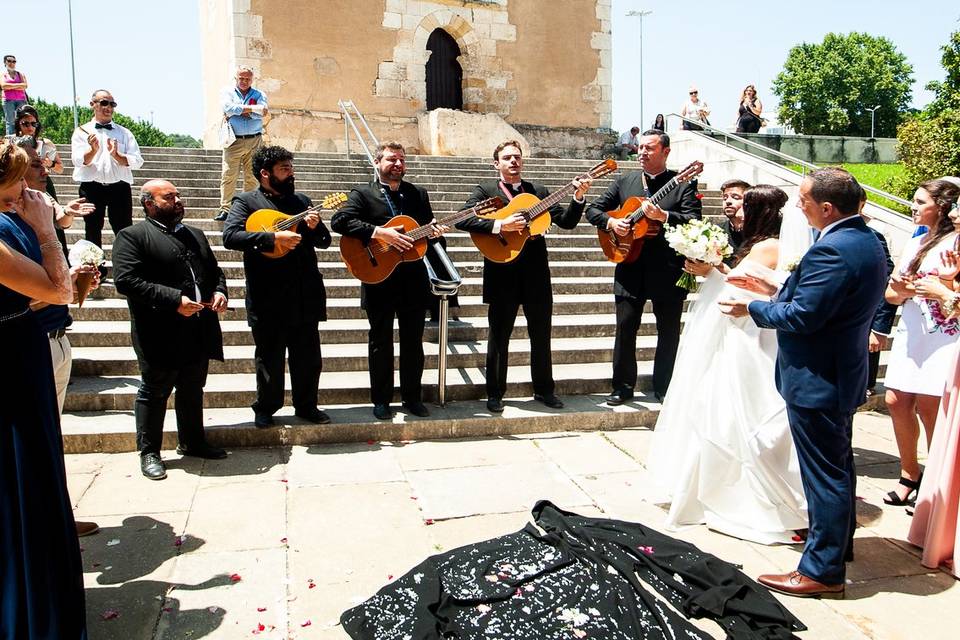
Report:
213,210,229,222
254,413,275,429
402,401,430,417
140,453,167,480
373,403,393,420
654,391,666,403
605,387,634,406
176,443,227,460
486,397,504,413
534,393,564,409
295,407,331,424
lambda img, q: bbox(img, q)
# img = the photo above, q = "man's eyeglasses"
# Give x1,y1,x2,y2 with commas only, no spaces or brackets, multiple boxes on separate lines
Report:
20,121,38,128
96,100,117,108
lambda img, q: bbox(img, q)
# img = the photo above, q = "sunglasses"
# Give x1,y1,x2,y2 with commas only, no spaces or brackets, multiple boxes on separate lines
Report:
96,100,117,107
5,59,15,64
689,91,698,95
20,120,38,128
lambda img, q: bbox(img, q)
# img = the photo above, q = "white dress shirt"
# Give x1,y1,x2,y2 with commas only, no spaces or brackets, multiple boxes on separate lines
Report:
70,120,144,184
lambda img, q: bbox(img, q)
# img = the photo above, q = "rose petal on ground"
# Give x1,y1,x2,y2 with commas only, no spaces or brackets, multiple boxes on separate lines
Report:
301,620,312,627
424,519,435,525
101,609,119,620
257,607,267,612
230,573,242,582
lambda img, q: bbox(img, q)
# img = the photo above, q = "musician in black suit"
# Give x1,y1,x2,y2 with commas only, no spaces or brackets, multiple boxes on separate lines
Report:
585,130,702,404
456,141,592,413
113,180,229,480
222,145,332,428
330,141,440,420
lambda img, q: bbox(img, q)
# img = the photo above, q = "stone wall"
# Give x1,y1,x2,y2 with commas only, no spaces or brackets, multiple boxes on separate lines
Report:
514,124,618,159
200,0,612,153
707,132,899,165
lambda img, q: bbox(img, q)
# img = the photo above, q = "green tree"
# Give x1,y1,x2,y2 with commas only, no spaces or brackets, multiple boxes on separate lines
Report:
925,29,960,115
772,32,913,137
27,96,191,147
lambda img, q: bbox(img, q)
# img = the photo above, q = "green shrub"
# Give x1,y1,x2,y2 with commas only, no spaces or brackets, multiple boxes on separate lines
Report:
891,110,960,198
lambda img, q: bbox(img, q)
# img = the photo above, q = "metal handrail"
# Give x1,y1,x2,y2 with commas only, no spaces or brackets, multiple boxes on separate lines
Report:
338,99,380,176
664,112,912,211
423,243,463,408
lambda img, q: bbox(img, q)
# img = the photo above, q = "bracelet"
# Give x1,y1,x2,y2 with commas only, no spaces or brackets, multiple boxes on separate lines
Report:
943,294,960,319
39,240,63,252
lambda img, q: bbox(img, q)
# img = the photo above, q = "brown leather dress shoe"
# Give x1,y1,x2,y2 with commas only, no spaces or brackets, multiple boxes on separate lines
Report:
758,571,844,599
76,521,100,537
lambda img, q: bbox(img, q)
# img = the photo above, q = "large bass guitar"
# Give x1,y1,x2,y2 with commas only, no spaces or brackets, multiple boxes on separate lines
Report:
597,161,704,264
340,197,503,284
245,192,348,259
470,159,618,263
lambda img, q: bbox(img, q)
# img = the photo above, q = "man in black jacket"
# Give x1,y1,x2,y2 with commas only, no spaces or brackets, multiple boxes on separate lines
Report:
113,180,229,480
223,146,332,428
586,130,702,404
331,141,438,420
456,140,592,413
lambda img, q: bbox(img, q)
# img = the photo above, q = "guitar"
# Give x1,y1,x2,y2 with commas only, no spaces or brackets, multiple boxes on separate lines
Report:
245,192,348,259
597,161,704,264
470,159,619,263
340,197,503,284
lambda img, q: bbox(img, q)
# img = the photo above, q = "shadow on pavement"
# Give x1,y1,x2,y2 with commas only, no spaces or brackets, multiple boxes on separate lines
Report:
163,446,291,478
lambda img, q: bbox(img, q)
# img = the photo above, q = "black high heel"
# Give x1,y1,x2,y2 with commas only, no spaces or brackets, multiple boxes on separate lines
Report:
883,473,923,506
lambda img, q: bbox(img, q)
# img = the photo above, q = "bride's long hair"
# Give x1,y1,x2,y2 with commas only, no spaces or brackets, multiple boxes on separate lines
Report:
730,185,788,266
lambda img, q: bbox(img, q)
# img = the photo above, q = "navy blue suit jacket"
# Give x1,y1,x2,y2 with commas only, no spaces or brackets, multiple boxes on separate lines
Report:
748,216,887,412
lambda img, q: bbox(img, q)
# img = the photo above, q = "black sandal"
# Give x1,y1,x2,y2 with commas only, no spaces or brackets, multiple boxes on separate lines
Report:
883,474,923,506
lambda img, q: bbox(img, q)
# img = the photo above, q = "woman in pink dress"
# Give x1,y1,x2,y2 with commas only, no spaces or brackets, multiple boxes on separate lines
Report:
909,225,960,577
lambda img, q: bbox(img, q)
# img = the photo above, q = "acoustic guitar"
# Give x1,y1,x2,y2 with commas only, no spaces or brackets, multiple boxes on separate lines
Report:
470,159,619,263
245,192,348,259
597,161,704,264
340,197,503,284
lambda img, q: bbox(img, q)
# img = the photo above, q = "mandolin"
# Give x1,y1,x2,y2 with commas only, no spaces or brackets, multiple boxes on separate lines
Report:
245,192,348,259
470,159,618,264
340,197,503,284
597,161,704,264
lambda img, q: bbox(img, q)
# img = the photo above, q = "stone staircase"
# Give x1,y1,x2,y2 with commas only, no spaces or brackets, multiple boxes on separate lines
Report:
53,147,886,452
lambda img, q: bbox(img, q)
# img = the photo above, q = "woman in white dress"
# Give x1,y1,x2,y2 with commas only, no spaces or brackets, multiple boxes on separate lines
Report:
647,185,811,545
883,179,960,506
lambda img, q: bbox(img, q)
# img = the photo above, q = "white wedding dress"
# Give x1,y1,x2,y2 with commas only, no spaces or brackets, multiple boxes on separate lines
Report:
647,224,811,544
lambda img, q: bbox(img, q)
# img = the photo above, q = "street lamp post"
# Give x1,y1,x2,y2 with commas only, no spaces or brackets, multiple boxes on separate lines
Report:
67,0,79,129
865,105,880,139
626,9,653,131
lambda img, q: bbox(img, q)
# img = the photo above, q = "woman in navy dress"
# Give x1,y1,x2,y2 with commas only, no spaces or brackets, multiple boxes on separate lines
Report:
0,141,87,638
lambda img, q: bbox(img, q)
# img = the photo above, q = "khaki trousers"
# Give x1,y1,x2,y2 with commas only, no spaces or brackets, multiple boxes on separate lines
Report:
49,334,72,415
219,134,262,210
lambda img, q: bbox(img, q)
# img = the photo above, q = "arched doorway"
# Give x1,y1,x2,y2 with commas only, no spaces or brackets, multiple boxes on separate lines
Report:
426,28,463,110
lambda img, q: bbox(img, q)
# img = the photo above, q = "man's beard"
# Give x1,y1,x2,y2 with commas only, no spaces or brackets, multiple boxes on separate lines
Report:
152,203,184,227
269,174,295,195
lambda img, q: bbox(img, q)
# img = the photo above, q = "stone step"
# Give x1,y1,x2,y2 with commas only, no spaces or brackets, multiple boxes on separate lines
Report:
61,361,644,412
69,335,659,376
64,312,656,347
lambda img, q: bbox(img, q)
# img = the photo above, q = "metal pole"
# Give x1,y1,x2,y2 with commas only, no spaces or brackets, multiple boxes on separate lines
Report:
437,296,449,407
626,10,652,131
67,0,79,129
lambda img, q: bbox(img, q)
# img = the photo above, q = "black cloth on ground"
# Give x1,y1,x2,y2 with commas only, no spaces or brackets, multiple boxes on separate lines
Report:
341,501,805,640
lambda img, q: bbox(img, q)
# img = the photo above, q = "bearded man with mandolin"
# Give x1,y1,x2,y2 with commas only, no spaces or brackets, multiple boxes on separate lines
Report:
222,145,333,428
456,140,596,413
585,129,702,405
331,141,443,421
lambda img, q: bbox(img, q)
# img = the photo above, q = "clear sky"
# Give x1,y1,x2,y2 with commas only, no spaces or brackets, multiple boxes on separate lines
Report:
1,1,956,139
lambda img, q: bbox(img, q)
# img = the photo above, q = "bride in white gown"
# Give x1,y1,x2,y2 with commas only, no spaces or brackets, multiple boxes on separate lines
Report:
647,185,813,545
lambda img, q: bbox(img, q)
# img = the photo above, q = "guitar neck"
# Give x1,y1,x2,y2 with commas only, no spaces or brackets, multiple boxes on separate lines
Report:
405,205,479,242
275,204,324,231
629,177,680,224
526,181,579,220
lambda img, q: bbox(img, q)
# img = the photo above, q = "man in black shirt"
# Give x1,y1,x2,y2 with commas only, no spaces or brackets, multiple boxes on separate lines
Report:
331,142,439,420
223,146,332,428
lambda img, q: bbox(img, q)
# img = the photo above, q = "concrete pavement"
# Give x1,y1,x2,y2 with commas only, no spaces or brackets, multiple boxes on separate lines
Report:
68,410,956,640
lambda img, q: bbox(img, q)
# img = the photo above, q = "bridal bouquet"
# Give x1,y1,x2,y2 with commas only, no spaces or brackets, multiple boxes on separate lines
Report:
664,219,733,291
68,240,105,307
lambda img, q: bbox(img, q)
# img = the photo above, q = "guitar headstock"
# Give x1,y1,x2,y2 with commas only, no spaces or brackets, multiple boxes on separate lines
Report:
589,158,618,179
675,161,704,184
474,196,504,217
322,192,348,210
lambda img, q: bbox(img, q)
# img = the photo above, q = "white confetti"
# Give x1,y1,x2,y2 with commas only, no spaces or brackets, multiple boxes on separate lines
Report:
106,539,120,546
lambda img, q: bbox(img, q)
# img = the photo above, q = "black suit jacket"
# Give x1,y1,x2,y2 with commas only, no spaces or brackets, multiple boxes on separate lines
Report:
456,179,584,305
113,219,227,367
330,180,434,311
870,227,898,335
585,170,702,300
222,188,331,326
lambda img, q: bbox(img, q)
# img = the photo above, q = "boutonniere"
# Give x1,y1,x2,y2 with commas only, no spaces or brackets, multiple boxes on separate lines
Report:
785,257,801,273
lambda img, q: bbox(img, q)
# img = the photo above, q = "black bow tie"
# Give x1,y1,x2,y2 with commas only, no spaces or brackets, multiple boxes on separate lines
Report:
95,122,113,130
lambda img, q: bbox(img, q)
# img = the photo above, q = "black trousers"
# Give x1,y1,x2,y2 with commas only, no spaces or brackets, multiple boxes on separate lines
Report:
250,321,322,416
487,301,553,399
135,358,209,456
366,305,425,405
78,180,132,249
867,349,881,391
612,295,683,396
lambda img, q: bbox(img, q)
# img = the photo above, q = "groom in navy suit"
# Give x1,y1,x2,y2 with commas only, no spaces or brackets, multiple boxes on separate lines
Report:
722,168,887,598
